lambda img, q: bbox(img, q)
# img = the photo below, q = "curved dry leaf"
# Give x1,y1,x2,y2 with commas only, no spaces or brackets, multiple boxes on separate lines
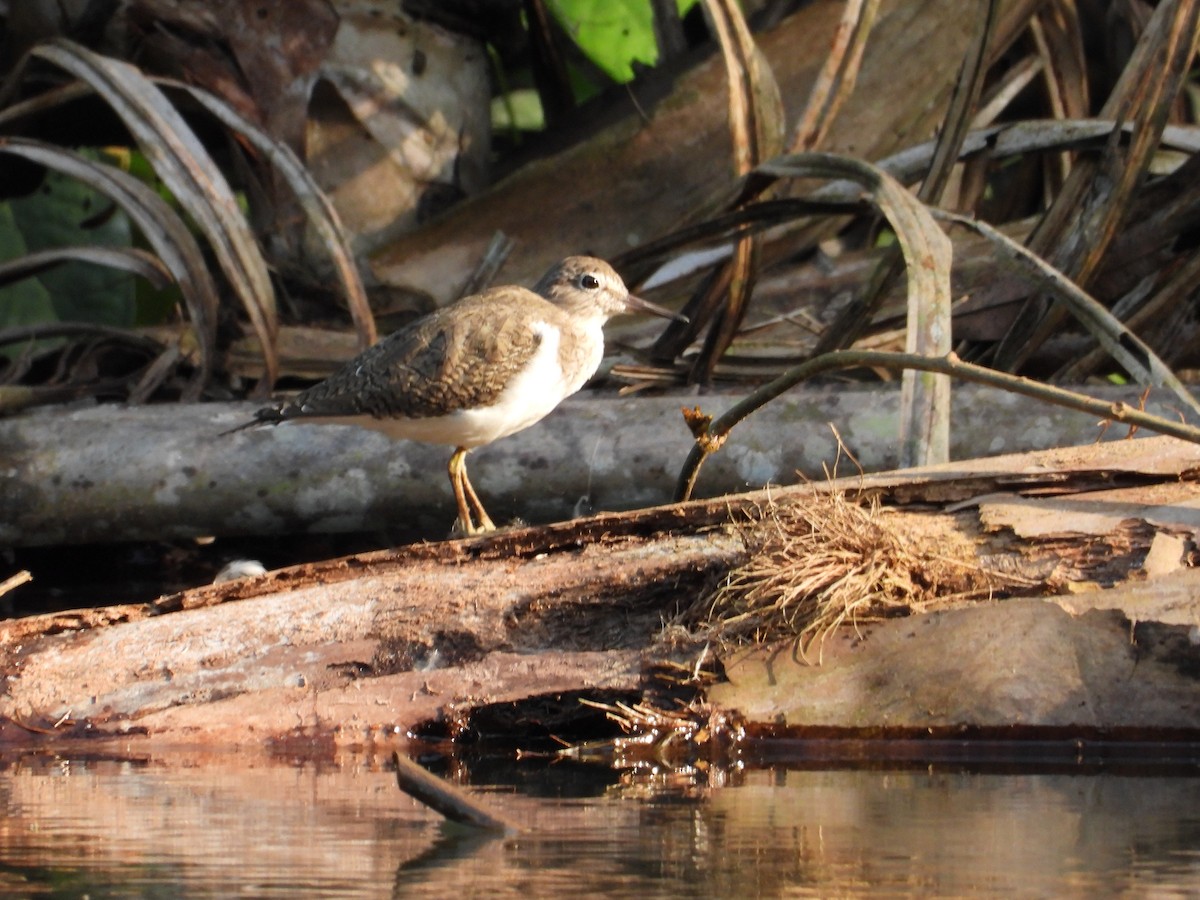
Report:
163,78,377,350
0,137,219,395
937,210,1200,418
741,152,953,466
791,4,991,462
875,120,1200,191
31,38,279,387
0,245,172,290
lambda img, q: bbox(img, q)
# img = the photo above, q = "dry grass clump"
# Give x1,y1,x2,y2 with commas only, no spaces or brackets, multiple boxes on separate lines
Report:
678,488,1005,657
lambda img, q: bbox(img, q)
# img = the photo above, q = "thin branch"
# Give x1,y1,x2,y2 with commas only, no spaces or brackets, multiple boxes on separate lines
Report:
675,350,1200,501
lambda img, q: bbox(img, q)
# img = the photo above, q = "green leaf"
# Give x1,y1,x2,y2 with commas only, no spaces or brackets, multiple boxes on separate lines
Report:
0,160,143,344
491,88,546,132
548,0,696,84
5,165,136,327
0,203,57,329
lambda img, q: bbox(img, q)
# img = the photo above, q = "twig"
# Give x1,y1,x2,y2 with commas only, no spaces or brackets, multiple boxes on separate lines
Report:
674,349,1200,501
937,210,1200,417
459,231,515,299
392,751,519,834
0,570,32,598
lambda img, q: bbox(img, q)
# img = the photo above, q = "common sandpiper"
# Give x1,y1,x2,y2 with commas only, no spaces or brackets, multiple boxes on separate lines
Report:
229,256,683,534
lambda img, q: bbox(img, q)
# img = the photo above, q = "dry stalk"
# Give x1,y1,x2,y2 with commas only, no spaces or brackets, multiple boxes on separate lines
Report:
679,487,1013,660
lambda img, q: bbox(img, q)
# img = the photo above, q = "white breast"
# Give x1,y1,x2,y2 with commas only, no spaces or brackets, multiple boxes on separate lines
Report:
447,319,576,446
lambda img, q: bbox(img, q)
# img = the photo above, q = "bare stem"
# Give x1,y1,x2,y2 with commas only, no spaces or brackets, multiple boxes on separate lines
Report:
674,350,1200,501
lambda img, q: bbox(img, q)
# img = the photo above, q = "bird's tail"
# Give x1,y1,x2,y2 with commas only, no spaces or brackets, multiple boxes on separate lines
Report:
218,407,284,437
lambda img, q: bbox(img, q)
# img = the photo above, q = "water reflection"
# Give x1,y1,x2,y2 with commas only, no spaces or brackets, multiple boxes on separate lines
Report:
1,753,1197,897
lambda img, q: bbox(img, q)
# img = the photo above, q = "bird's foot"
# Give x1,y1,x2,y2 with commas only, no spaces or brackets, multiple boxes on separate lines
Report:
449,514,497,538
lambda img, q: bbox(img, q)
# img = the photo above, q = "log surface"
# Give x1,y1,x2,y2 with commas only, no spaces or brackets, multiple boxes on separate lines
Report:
3,436,1200,750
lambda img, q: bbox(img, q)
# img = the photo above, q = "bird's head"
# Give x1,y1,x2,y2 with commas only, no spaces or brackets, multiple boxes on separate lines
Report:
534,256,686,323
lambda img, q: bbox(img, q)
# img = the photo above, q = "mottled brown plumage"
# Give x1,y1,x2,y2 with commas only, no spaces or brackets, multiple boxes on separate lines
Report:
230,256,683,534
257,292,549,423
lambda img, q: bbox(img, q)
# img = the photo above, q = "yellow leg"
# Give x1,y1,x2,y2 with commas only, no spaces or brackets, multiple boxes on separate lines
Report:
460,464,497,533
448,447,496,535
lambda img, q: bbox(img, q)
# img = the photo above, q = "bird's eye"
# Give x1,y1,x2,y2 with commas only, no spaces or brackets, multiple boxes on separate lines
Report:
580,273,601,290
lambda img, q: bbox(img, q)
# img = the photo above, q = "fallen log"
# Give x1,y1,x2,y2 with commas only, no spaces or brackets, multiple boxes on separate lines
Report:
0,384,1181,546
2,436,1199,752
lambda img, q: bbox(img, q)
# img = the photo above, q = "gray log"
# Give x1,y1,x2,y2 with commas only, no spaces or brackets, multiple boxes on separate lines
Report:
0,384,1176,546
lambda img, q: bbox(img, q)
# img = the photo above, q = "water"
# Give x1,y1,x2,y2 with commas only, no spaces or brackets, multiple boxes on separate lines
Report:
1,752,1198,898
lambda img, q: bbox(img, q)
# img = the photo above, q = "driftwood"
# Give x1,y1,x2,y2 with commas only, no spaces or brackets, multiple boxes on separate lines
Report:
1,384,1183,546
2,436,1200,752
392,751,518,834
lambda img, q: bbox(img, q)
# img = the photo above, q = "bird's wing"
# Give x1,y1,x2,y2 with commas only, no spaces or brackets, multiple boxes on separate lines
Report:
263,291,551,422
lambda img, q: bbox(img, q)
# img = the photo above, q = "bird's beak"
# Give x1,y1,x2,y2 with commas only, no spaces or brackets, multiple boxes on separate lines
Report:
625,292,689,323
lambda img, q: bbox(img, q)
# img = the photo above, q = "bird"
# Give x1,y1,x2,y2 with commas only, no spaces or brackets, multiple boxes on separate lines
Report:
228,256,684,535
